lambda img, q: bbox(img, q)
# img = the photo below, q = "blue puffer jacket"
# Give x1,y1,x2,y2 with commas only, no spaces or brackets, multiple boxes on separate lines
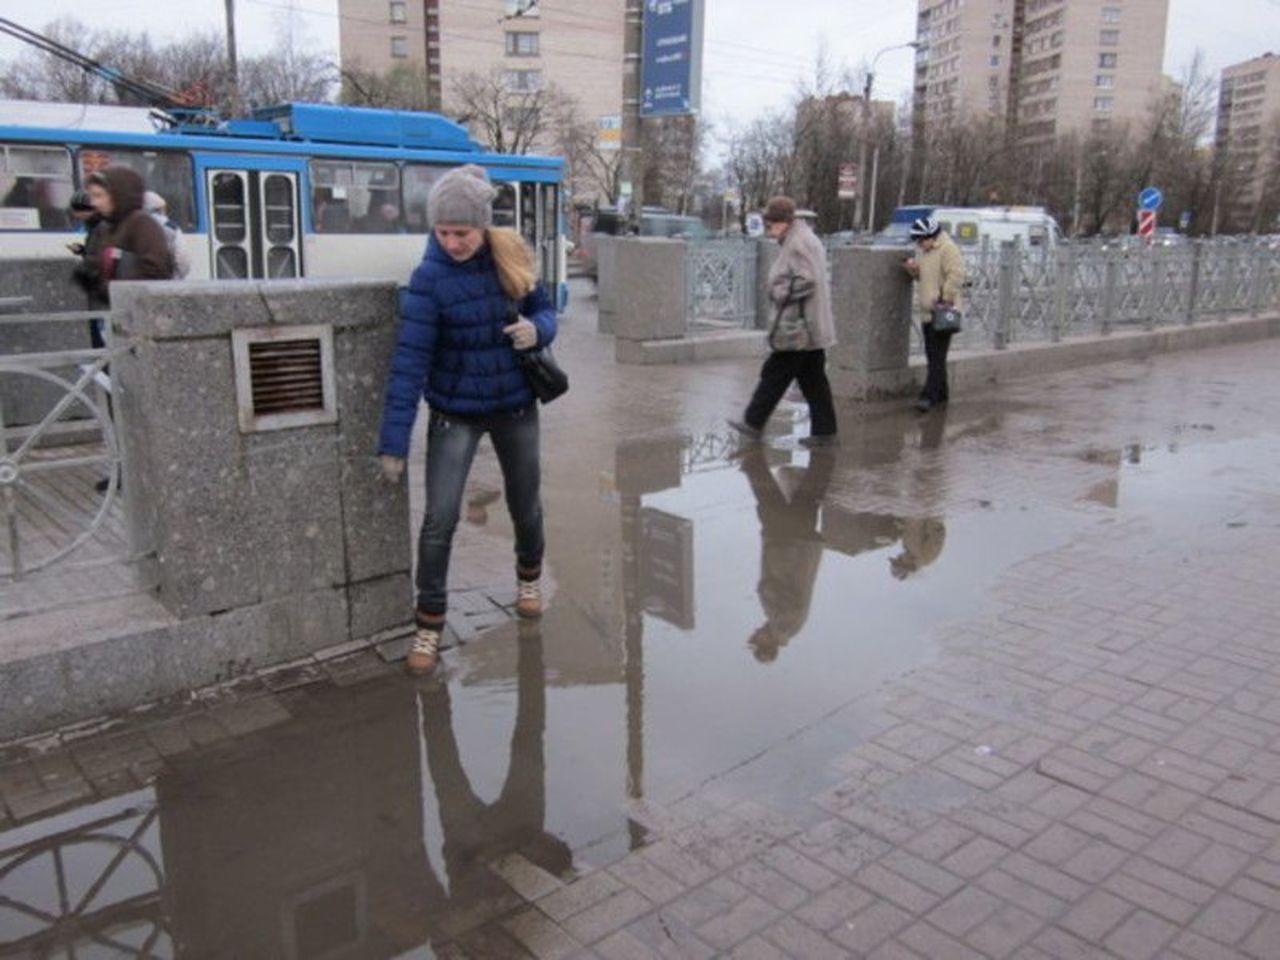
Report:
378,234,557,457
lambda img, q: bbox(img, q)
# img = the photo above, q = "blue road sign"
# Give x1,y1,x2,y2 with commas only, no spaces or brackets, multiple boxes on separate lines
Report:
1179,210,1192,230
1139,186,1163,211
641,0,705,117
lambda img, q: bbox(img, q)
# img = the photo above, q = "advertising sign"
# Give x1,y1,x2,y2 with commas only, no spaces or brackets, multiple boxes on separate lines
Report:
641,0,705,117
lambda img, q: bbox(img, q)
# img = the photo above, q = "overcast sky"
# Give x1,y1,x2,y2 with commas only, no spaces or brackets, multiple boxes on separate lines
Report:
1,0,1276,132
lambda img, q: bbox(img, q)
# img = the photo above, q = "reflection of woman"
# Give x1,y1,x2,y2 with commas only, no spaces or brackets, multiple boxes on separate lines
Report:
378,164,557,676
889,517,947,579
739,446,835,662
419,627,571,892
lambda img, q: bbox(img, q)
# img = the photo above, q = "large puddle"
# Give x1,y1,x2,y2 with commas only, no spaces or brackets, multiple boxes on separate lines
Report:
3,416,1277,956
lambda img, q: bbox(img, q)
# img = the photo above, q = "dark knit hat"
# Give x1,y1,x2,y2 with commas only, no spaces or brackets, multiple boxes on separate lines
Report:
762,196,796,224
427,163,497,228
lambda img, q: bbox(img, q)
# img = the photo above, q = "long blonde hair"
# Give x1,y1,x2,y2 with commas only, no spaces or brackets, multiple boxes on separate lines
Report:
486,226,537,300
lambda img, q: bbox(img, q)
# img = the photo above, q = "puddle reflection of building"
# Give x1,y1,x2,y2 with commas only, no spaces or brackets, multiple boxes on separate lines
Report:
151,630,564,957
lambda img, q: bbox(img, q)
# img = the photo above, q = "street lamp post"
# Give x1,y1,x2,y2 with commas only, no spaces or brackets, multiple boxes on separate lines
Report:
860,41,918,232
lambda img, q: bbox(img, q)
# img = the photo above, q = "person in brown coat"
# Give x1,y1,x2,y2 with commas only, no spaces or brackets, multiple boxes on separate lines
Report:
75,166,175,307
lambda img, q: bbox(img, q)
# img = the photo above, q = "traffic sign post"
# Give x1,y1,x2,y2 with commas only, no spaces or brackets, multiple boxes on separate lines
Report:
837,163,858,200
1137,209,1157,244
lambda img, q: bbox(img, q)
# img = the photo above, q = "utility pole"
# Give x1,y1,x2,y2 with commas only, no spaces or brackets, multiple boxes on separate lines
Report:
224,0,240,117
620,0,644,228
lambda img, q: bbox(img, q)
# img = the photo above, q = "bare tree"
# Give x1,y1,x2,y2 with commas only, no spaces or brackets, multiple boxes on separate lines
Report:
340,61,432,111
446,68,573,156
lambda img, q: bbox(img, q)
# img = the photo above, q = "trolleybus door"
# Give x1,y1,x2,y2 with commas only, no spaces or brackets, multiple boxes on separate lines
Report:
206,169,303,279
517,182,560,291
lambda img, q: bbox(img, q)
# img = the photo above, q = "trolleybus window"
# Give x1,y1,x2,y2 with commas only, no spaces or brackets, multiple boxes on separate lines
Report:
310,160,401,233
402,163,448,232
493,183,516,228
76,148,195,231
1,144,74,230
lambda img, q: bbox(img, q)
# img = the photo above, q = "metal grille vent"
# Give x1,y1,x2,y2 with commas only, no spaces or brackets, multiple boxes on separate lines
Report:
248,338,324,415
232,323,337,433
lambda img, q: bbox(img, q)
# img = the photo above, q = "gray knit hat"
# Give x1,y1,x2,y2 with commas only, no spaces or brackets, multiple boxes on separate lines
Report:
427,163,497,228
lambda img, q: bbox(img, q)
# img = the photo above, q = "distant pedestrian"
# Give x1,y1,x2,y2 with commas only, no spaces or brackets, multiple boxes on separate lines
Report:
67,190,109,326
378,163,557,677
143,190,191,278
72,167,175,309
729,196,838,447
902,216,966,412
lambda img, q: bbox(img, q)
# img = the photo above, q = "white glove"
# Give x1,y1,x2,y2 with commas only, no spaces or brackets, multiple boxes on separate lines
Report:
503,317,538,350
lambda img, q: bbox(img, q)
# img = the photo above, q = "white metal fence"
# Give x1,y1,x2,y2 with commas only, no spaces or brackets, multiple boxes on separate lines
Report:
686,239,758,332
946,238,1280,354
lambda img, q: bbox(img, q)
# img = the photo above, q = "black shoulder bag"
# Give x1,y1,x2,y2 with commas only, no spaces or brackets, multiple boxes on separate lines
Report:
509,301,569,404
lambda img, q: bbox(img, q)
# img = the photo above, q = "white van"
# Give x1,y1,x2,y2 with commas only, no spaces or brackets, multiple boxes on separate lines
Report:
930,206,1063,251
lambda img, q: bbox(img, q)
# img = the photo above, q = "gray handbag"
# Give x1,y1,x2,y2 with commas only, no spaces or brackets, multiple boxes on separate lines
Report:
930,300,962,333
769,275,812,351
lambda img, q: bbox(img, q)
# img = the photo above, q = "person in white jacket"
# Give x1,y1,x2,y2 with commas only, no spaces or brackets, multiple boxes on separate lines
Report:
143,190,191,279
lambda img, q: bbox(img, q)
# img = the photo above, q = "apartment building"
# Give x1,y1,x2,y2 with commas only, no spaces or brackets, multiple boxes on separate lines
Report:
338,0,624,150
914,0,1170,144
1215,53,1280,230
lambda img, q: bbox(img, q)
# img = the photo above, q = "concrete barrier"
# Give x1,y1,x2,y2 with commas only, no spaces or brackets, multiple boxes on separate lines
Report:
111,278,412,649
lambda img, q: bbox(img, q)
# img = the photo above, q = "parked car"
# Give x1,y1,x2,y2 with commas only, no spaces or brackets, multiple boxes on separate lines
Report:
873,204,1063,251
575,207,709,280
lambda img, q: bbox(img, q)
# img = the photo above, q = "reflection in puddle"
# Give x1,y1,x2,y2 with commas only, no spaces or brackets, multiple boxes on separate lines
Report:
7,418,1269,956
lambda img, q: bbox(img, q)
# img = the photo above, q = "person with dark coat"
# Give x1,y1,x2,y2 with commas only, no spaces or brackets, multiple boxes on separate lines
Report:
68,190,110,324
378,164,557,677
72,166,175,308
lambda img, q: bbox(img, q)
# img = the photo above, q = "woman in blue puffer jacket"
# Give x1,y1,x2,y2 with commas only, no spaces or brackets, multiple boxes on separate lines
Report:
378,164,556,676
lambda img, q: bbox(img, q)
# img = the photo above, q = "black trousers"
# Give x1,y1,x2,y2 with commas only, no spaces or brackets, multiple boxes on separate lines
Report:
744,349,838,436
921,322,954,404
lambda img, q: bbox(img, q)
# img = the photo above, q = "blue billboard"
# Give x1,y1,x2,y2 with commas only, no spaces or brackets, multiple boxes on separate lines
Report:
640,0,705,117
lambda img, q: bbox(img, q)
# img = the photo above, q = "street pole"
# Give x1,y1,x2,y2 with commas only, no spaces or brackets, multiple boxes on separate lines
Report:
856,72,871,231
620,0,645,229
862,42,917,233
224,0,240,117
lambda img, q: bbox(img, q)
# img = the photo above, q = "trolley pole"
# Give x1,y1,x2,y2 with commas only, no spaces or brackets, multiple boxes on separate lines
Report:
620,0,644,229
224,0,240,117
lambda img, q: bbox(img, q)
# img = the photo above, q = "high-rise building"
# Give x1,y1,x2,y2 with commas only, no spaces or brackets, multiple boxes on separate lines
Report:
1215,53,1280,232
913,0,1170,144
337,1,623,157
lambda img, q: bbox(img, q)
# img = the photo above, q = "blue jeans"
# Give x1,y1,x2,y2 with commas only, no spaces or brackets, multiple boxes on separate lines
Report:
417,407,544,616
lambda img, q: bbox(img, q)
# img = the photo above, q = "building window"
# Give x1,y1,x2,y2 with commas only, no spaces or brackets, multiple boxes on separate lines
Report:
505,31,540,56
1102,6,1121,22
1096,74,1114,88
390,35,408,58
1099,52,1118,68
389,0,406,23
505,69,542,92
992,34,1001,47
1094,96,1114,112
990,54,1001,67
1100,29,1120,46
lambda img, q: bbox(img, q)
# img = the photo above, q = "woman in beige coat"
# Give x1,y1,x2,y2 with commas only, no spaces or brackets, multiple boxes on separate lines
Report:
730,196,838,447
902,216,966,412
